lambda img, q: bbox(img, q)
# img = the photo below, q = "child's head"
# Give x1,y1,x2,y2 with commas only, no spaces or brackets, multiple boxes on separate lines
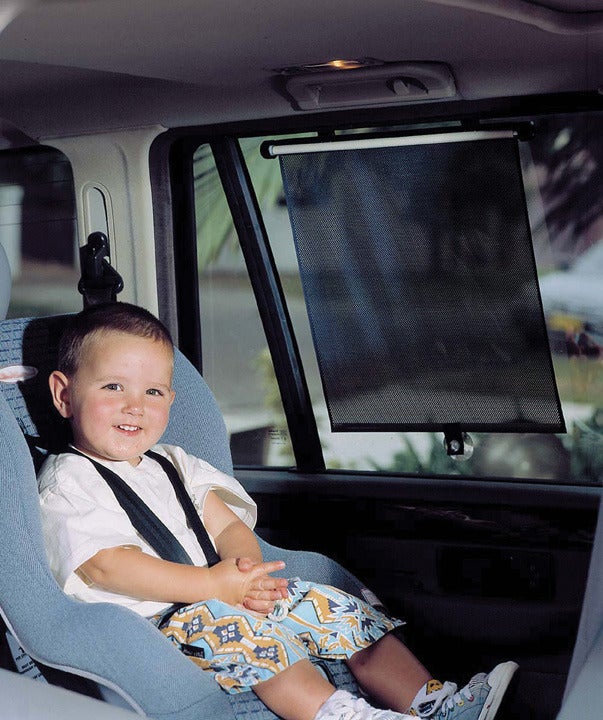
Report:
49,302,176,466
56,301,174,375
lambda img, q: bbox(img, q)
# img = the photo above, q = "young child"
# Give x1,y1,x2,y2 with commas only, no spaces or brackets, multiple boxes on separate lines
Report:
37,302,517,720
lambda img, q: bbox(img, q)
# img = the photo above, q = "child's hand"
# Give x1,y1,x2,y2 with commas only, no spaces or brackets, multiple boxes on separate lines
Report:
207,557,287,609
237,556,289,615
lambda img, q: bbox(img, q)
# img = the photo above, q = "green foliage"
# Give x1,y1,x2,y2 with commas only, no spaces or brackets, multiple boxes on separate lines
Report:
193,139,283,270
193,145,233,269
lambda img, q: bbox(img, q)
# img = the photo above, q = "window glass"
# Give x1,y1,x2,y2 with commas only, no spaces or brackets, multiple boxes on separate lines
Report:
526,115,603,485
1,146,80,317
194,142,294,466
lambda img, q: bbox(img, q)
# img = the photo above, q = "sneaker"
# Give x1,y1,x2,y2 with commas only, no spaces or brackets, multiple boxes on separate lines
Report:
409,662,518,720
316,689,414,720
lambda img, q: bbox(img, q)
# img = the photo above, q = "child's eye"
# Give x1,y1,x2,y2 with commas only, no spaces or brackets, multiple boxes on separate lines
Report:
146,388,164,397
103,383,123,391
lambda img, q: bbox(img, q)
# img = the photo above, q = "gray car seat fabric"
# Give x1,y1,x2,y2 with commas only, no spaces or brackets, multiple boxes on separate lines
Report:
0,243,10,320
0,311,362,719
557,494,603,718
0,668,139,720
557,624,603,720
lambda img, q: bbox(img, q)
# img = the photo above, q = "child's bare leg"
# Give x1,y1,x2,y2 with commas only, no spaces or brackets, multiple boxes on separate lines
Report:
253,659,335,720
346,632,431,712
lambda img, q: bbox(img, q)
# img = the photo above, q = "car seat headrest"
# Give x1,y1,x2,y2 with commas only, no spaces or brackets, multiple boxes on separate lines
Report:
0,243,11,321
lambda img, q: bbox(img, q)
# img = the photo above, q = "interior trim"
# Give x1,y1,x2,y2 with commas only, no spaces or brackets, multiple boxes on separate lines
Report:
424,0,603,35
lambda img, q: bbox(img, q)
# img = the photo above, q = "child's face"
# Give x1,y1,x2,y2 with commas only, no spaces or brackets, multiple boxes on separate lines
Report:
49,330,175,466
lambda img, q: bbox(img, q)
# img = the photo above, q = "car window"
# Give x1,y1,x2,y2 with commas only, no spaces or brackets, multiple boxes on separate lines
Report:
193,115,603,482
1,146,80,318
193,141,295,466
571,242,603,274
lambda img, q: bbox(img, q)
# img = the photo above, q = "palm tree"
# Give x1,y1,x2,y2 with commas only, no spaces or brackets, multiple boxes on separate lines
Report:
192,137,284,269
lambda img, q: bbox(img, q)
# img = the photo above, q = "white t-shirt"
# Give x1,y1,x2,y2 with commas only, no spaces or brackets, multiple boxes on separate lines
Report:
37,444,257,617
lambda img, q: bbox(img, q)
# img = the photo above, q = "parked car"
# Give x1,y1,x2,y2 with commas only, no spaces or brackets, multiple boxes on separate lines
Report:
539,240,603,352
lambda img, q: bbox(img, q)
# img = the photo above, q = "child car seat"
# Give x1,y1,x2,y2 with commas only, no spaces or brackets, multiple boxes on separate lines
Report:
0,269,363,718
0,242,9,321
557,494,603,719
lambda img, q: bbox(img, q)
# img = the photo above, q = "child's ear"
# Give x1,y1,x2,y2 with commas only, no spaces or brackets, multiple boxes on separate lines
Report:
169,389,176,406
49,370,73,418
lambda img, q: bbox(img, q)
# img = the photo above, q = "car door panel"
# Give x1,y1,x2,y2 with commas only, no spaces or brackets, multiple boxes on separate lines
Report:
243,470,598,719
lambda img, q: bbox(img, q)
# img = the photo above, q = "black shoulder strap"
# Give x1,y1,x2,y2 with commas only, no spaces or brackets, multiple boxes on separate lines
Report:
65,448,194,566
145,450,220,567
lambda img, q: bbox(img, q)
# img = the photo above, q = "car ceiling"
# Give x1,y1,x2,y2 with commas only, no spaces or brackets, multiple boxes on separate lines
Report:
0,0,603,141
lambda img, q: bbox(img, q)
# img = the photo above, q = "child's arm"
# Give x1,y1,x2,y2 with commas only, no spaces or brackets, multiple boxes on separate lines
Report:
78,546,286,607
204,490,289,613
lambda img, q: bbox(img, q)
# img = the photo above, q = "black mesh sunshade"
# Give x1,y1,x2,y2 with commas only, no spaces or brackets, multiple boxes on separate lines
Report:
278,134,565,433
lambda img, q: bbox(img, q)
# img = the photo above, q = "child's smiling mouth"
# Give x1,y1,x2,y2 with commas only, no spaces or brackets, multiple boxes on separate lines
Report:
117,424,141,432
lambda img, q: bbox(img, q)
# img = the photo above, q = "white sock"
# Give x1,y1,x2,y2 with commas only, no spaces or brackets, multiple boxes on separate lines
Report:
314,690,357,720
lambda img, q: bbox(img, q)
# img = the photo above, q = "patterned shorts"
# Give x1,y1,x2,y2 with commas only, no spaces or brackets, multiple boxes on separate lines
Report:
152,578,403,693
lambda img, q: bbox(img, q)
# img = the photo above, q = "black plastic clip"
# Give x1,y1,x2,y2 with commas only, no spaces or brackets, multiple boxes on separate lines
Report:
78,232,124,307
443,424,465,456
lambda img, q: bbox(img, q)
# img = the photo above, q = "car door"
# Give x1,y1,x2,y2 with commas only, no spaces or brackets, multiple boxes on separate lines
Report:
156,110,603,720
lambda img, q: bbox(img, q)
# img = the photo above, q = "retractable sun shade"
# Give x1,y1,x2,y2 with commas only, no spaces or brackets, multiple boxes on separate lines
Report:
264,130,565,435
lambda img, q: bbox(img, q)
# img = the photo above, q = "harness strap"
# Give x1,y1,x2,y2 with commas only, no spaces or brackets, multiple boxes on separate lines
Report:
144,449,220,567
64,448,216,566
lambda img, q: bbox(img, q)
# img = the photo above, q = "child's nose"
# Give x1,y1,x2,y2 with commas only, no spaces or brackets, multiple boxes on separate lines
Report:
123,392,144,414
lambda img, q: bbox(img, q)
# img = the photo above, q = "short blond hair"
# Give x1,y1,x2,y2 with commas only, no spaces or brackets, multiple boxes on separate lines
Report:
58,302,173,376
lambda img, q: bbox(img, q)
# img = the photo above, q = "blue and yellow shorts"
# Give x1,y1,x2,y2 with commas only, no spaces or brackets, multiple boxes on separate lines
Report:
152,578,403,693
